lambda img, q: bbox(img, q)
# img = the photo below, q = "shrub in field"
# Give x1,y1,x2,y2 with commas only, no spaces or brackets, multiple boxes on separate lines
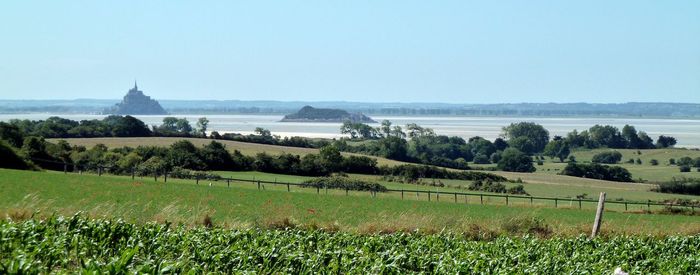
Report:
649,159,659,166
677,156,694,166
379,164,506,182
591,151,622,164
497,148,535,172
679,166,691,173
168,167,222,180
301,176,387,192
507,184,528,195
652,177,700,195
560,163,633,182
472,154,490,164
468,179,528,195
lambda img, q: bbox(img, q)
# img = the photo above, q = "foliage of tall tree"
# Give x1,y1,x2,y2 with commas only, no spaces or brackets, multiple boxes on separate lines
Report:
502,122,549,153
497,148,535,172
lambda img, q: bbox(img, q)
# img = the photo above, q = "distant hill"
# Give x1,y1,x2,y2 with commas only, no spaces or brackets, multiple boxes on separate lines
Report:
106,83,167,115
281,106,376,123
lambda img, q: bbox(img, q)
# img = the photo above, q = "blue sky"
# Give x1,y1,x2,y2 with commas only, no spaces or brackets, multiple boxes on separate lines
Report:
0,1,698,103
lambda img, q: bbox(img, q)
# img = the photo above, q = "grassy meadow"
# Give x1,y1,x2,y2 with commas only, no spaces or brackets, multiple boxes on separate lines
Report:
472,148,700,182
53,137,681,188
217,170,700,207
1,168,699,236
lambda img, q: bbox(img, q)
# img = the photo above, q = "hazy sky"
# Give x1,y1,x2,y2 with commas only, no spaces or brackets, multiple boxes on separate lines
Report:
1,1,698,103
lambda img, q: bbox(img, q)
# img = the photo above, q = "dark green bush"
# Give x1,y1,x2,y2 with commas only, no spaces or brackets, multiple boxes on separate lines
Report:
653,178,700,195
560,163,632,182
591,151,622,164
301,177,387,192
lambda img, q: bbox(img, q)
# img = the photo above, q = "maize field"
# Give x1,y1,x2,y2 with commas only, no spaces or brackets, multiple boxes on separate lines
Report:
1,215,699,273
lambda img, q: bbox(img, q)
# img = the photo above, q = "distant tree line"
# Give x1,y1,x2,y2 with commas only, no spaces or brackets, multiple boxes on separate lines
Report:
0,125,505,184
1,116,680,176
333,120,679,175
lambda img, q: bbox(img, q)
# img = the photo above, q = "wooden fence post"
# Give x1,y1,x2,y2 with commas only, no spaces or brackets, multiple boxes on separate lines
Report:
258,181,261,190
131,167,135,180
578,199,582,209
196,176,199,185
505,195,509,206
428,191,431,202
164,171,167,183
63,163,67,174
401,190,404,200
227,179,230,188
287,183,290,192
591,192,606,238
480,194,483,205
454,193,457,203
554,198,558,208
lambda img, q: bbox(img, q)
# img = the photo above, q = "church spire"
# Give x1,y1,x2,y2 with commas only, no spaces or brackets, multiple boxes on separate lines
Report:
134,80,138,90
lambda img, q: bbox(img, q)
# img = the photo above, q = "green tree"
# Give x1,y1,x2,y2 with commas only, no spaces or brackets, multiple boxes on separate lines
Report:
502,122,549,153
175,118,193,134
497,148,535,172
200,141,234,170
656,135,677,148
508,136,536,155
379,120,392,137
161,117,179,131
406,123,434,139
591,151,622,164
166,140,204,170
196,117,210,137
377,136,408,160
543,139,570,162
319,145,343,172
254,127,272,138
0,122,25,147
390,126,406,139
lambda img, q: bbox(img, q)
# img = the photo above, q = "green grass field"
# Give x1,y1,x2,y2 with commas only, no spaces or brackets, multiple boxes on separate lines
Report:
1,168,699,236
55,137,680,188
217,170,700,204
472,148,700,182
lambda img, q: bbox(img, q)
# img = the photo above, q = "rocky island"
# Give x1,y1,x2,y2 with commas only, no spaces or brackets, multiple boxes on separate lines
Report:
281,106,376,123
108,82,168,115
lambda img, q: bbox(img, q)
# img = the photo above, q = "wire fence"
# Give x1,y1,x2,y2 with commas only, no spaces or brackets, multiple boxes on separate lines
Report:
26,157,700,214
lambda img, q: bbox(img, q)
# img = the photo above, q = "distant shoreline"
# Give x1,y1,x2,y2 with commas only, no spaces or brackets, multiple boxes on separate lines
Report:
2,111,700,120
2,101,700,119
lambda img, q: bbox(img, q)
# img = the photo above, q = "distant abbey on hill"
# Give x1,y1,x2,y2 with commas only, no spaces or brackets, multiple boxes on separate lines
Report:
109,82,167,115
281,106,375,123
